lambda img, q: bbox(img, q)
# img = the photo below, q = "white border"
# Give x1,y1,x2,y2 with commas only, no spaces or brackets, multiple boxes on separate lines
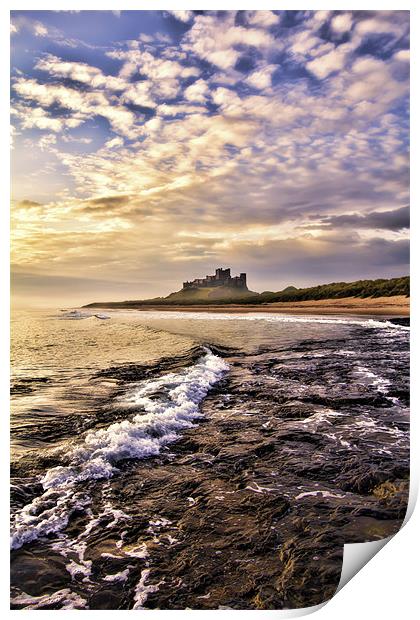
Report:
3,2,418,618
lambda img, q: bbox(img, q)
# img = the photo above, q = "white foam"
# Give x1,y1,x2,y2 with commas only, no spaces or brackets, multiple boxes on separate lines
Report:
245,481,276,494
11,488,90,550
295,490,346,500
103,568,130,582
125,542,149,559
42,349,228,490
149,517,172,528
354,365,391,393
66,558,92,581
11,588,87,610
58,310,93,320
11,350,228,550
166,534,179,545
129,310,410,331
354,417,405,438
52,537,94,583
58,310,110,320
132,569,162,610
301,408,343,428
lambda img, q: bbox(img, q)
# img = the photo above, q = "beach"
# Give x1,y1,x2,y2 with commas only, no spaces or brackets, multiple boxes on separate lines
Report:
10,309,409,609
91,295,409,317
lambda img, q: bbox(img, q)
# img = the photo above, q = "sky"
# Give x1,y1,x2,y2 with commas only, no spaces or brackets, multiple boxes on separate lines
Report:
10,9,409,306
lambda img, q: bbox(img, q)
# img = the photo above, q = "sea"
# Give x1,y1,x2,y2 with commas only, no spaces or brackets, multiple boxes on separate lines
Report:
10,308,410,610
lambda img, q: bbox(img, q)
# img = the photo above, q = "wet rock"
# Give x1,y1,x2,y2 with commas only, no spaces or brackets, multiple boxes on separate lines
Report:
10,325,409,609
11,549,70,596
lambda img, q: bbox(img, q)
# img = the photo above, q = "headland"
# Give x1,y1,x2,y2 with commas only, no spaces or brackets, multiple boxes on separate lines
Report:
84,271,409,317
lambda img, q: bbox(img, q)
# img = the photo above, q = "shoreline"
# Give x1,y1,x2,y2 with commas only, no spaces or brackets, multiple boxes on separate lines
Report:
86,295,409,317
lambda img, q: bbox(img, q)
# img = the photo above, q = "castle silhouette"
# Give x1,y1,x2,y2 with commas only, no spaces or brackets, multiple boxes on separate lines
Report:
183,267,247,290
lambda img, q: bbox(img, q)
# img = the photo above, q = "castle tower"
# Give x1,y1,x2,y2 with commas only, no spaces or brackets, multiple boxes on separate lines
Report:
215,268,231,281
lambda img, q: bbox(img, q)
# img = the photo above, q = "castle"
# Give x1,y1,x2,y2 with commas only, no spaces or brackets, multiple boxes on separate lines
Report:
183,267,247,290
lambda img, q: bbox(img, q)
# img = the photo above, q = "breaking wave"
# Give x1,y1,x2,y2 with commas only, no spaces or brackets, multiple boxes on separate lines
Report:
58,310,110,320
131,311,410,331
11,349,228,550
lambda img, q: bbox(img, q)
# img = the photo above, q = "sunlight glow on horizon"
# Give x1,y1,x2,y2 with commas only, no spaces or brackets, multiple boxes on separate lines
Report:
11,10,409,305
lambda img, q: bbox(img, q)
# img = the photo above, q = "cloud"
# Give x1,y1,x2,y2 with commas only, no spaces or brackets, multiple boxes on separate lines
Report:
33,21,49,37
122,80,156,108
184,78,209,103
12,16,56,40
156,103,206,116
343,56,406,105
311,11,332,25
10,15,103,49
13,104,84,132
105,137,124,149
320,206,409,232
245,65,277,90
394,49,410,62
246,11,279,28
62,135,92,144
108,47,200,102
330,12,353,33
109,48,199,81
290,31,325,56
211,87,304,124
13,77,100,109
85,195,130,209
355,15,407,37
35,54,126,90
38,134,57,150
17,200,43,208
12,77,137,137
10,10,409,302
183,13,274,70
167,10,194,24
306,44,351,79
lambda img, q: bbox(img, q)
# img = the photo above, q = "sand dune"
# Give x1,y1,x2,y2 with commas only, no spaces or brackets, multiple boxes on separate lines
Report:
122,296,409,317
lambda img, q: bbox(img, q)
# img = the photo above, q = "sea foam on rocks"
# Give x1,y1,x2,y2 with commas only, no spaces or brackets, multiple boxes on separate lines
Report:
11,349,229,550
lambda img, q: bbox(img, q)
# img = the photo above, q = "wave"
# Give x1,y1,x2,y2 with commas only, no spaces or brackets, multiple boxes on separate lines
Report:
11,349,229,550
57,310,110,320
58,310,93,320
129,311,410,331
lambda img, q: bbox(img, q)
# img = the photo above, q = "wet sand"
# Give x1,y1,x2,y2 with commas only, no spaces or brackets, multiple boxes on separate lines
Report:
95,296,409,317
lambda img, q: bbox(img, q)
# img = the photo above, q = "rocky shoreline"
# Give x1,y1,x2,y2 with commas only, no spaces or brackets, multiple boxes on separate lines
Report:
10,322,409,610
